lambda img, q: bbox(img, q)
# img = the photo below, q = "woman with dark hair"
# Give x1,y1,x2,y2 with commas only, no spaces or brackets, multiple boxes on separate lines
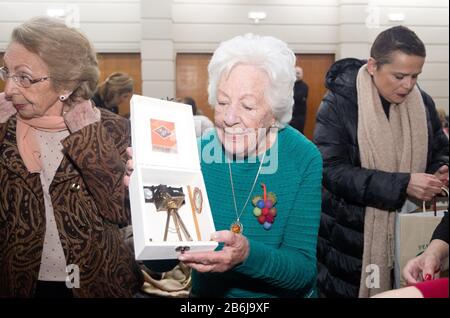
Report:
313,25,449,298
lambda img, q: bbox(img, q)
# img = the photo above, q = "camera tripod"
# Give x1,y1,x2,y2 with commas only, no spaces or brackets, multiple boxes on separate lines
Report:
163,201,193,242
145,184,193,242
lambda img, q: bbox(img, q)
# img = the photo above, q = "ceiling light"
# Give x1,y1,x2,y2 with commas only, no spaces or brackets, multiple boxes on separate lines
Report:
388,13,405,22
248,11,267,24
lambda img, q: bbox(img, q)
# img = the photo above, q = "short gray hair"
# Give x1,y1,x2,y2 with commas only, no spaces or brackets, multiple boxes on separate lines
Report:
11,16,99,106
208,33,296,128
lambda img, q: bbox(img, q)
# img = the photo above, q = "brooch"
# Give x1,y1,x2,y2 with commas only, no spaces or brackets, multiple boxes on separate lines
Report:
251,183,277,230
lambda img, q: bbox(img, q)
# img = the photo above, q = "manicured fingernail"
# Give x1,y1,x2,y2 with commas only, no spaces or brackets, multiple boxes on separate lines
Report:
424,274,432,281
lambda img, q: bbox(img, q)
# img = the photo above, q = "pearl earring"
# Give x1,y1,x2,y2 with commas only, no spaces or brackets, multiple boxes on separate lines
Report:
59,95,67,101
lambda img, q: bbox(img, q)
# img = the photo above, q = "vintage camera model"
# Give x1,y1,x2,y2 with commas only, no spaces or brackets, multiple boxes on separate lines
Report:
145,185,185,211
144,184,192,241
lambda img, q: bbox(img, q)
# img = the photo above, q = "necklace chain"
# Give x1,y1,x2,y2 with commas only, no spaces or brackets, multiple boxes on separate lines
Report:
227,152,266,224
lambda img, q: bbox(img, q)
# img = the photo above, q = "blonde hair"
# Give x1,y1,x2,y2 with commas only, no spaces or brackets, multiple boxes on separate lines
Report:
437,108,448,127
98,72,134,106
10,16,99,106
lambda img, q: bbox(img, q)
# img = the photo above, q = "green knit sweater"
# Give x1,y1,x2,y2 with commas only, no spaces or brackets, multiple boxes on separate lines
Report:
192,126,322,298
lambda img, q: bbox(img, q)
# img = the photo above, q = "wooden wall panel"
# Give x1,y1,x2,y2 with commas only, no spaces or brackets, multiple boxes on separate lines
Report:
175,53,334,140
176,53,213,120
296,54,335,140
96,53,141,116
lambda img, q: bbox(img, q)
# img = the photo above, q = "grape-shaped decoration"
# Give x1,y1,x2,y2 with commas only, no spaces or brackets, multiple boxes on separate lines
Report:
263,222,272,230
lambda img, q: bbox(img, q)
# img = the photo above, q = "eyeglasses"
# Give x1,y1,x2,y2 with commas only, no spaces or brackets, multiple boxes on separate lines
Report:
0,67,50,88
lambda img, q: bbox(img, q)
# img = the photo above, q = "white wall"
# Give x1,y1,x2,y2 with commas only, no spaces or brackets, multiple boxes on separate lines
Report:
338,0,449,111
141,0,340,100
171,0,339,54
141,0,448,112
0,0,141,52
141,0,175,99
0,0,448,112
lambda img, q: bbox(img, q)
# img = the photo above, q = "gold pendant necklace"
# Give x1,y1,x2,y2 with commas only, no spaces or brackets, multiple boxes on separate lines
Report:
228,152,266,234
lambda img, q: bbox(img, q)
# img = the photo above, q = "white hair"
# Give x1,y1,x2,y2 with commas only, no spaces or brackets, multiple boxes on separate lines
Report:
207,33,296,128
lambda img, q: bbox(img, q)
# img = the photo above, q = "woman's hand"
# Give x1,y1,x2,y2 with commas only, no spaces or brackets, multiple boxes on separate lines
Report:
0,92,16,123
402,239,449,284
407,173,444,201
123,147,133,187
178,230,250,273
434,165,449,187
63,99,100,133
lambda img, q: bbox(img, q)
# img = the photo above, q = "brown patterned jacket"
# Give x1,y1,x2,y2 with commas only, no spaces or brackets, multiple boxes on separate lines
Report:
0,109,143,297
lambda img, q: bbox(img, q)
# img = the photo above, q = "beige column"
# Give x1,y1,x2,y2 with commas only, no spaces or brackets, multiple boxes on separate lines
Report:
141,0,175,99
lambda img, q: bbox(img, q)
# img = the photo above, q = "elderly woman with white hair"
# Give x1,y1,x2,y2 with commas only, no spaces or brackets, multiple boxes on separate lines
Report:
175,34,323,298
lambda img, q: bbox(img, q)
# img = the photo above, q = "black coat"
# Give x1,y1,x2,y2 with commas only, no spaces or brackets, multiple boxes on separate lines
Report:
432,212,449,244
313,58,449,298
92,92,119,114
290,80,309,133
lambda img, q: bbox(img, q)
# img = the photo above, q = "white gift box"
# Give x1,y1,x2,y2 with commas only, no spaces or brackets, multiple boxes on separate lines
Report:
129,95,218,260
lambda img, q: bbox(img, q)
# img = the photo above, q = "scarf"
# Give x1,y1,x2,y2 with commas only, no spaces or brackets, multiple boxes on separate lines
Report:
357,64,428,297
16,115,67,173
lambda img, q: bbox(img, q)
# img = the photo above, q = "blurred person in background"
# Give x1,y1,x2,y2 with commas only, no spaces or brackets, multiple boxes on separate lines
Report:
92,72,134,115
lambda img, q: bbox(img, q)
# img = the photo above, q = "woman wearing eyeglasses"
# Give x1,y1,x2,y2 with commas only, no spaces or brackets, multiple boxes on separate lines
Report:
0,17,142,297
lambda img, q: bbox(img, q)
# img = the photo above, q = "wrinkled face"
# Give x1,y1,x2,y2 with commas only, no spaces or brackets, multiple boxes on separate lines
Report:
3,42,63,119
367,51,425,105
214,64,276,157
